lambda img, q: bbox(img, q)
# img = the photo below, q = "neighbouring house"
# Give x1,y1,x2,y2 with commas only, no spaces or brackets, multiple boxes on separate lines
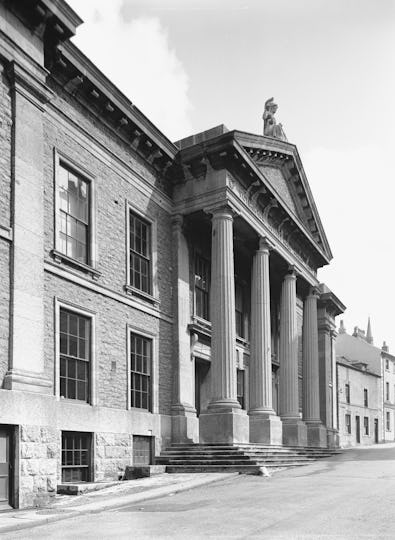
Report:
336,320,395,447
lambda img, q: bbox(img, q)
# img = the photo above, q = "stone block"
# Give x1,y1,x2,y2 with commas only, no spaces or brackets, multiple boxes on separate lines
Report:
171,413,199,443
124,465,166,479
306,422,327,448
199,409,249,444
249,414,283,445
21,425,41,442
281,418,308,447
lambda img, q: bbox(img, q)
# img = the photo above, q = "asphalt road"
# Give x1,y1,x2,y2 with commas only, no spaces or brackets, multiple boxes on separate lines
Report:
7,445,395,539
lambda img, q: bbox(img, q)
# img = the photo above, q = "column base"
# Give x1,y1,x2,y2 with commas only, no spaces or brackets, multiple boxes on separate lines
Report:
199,408,249,444
249,413,283,445
3,369,52,393
281,417,307,447
171,403,199,443
306,421,327,448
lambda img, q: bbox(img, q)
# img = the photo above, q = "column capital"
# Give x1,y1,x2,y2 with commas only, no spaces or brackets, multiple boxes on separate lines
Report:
306,286,320,299
258,236,274,252
204,202,238,220
284,264,298,280
171,213,184,232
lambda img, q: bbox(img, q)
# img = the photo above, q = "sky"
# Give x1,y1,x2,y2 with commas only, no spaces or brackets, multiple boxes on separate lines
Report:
67,0,395,349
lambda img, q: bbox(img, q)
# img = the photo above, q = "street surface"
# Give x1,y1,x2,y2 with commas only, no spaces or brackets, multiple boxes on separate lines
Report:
6,445,395,539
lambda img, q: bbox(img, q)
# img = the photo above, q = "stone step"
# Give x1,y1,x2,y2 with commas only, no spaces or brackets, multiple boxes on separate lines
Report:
165,462,310,474
157,458,313,466
157,454,315,463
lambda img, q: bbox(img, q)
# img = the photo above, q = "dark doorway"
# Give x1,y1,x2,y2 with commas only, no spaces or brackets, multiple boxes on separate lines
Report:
195,359,209,416
355,416,361,444
0,427,12,510
374,418,379,443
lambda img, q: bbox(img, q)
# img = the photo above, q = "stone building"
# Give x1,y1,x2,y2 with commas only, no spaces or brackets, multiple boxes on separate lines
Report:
336,321,393,447
0,0,344,509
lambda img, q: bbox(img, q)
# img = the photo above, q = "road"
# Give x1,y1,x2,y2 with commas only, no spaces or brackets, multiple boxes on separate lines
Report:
7,445,395,539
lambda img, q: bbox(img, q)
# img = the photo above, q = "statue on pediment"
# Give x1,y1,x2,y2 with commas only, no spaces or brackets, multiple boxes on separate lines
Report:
263,98,287,141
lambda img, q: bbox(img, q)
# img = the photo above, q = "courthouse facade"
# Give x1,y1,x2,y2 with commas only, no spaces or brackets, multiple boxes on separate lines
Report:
0,0,344,509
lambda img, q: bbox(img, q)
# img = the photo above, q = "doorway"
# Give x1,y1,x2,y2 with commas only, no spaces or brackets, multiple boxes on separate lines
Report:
0,427,12,510
355,416,361,444
374,418,379,443
194,359,210,416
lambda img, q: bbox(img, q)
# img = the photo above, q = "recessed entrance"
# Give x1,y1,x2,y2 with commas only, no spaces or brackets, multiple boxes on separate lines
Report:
0,427,12,510
195,359,210,416
374,418,379,443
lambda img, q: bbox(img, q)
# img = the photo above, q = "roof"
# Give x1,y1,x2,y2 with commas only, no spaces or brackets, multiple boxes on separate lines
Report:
336,332,383,376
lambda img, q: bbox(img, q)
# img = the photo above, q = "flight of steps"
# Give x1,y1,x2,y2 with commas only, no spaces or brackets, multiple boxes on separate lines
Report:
156,443,341,475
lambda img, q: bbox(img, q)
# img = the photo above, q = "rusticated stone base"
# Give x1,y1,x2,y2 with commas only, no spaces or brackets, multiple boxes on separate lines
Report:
19,425,59,508
281,418,307,447
249,413,283,445
95,432,132,481
306,422,327,448
199,408,249,444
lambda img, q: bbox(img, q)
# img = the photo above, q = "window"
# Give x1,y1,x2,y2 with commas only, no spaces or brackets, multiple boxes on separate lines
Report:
194,254,210,321
386,411,391,431
235,283,244,338
129,211,152,294
345,383,350,404
363,417,369,435
133,436,153,466
364,388,368,407
58,162,90,264
60,309,90,402
345,414,351,434
386,382,390,401
237,369,245,409
385,359,389,370
61,432,91,483
130,333,152,410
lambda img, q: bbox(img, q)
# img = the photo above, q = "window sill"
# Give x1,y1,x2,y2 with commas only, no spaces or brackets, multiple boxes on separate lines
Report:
236,336,250,348
51,250,101,280
124,285,159,307
59,397,92,406
128,407,153,414
189,317,212,339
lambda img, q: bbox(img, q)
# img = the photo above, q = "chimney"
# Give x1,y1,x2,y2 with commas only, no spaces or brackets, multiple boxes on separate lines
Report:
338,320,346,334
366,317,373,345
353,326,366,340
382,341,389,352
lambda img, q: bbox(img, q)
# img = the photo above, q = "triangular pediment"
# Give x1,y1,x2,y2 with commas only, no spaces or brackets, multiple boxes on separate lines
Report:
234,131,332,261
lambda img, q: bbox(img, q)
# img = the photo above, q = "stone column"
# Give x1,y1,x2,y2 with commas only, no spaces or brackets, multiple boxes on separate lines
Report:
199,206,249,443
279,266,307,446
302,288,327,447
171,215,198,443
249,237,282,444
3,62,52,393
330,330,338,431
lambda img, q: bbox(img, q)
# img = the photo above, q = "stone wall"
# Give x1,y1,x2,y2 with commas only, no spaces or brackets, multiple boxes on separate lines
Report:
19,425,58,508
95,432,132,481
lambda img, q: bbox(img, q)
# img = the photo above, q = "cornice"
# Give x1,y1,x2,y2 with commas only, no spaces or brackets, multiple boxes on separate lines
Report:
55,42,177,163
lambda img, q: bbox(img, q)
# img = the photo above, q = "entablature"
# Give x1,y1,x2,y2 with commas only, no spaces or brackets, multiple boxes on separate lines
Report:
172,130,331,275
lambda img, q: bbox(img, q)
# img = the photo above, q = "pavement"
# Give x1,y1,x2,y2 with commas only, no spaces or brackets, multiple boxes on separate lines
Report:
2,443,395,538
0,472,237,535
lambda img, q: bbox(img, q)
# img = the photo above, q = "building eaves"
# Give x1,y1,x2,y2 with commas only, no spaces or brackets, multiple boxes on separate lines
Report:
57,41,178,161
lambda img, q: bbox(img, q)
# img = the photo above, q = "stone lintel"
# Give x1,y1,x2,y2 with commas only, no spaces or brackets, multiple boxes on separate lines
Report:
4,369,52,394
199,409,249,444
281,417,307,447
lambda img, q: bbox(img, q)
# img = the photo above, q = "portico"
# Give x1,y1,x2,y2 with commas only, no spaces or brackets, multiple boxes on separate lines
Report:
170,124,341,448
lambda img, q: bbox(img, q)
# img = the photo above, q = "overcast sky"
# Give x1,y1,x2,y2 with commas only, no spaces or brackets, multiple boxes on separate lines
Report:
67,0,395,349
